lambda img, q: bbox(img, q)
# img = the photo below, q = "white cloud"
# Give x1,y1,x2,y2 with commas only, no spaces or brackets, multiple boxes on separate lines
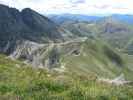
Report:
0,0,133,15
70,0,86,4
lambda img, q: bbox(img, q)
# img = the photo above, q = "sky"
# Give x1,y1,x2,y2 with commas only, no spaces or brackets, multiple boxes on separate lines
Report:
0,0,133,15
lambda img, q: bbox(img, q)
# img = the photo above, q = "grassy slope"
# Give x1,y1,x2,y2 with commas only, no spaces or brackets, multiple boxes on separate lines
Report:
61,19,133,51
61,38,133,80
0,54,133,100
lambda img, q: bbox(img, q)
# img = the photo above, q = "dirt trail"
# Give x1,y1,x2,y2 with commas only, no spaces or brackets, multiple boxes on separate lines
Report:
98,74,133,85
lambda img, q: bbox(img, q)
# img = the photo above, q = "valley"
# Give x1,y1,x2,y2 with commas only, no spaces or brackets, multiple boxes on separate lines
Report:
0,4,133,100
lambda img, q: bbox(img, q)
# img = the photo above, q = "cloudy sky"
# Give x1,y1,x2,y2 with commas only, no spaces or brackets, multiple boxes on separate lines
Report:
0,0,133,15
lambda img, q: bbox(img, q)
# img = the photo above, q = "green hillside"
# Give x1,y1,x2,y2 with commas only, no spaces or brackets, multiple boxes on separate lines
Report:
0,53,133,100
0,4,133,100
60,17,133,51
61,38,133,80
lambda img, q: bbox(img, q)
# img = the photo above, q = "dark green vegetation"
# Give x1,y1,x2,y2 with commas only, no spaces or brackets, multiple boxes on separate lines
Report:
0,54,133,100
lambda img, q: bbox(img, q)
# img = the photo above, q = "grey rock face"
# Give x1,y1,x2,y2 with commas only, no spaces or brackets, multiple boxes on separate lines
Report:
9,39,83,68
9,40,46,67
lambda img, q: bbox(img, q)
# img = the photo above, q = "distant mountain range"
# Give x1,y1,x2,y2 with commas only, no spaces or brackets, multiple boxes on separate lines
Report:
0,4,133,80
110,14,133,25
48,14,133,25
0,4,133,99
48,14,102,24
49,13,133,53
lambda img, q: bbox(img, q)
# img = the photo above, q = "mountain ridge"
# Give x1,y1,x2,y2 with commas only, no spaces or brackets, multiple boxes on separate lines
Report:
48,13,133,25
0,4,73,54
0,4,133,79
